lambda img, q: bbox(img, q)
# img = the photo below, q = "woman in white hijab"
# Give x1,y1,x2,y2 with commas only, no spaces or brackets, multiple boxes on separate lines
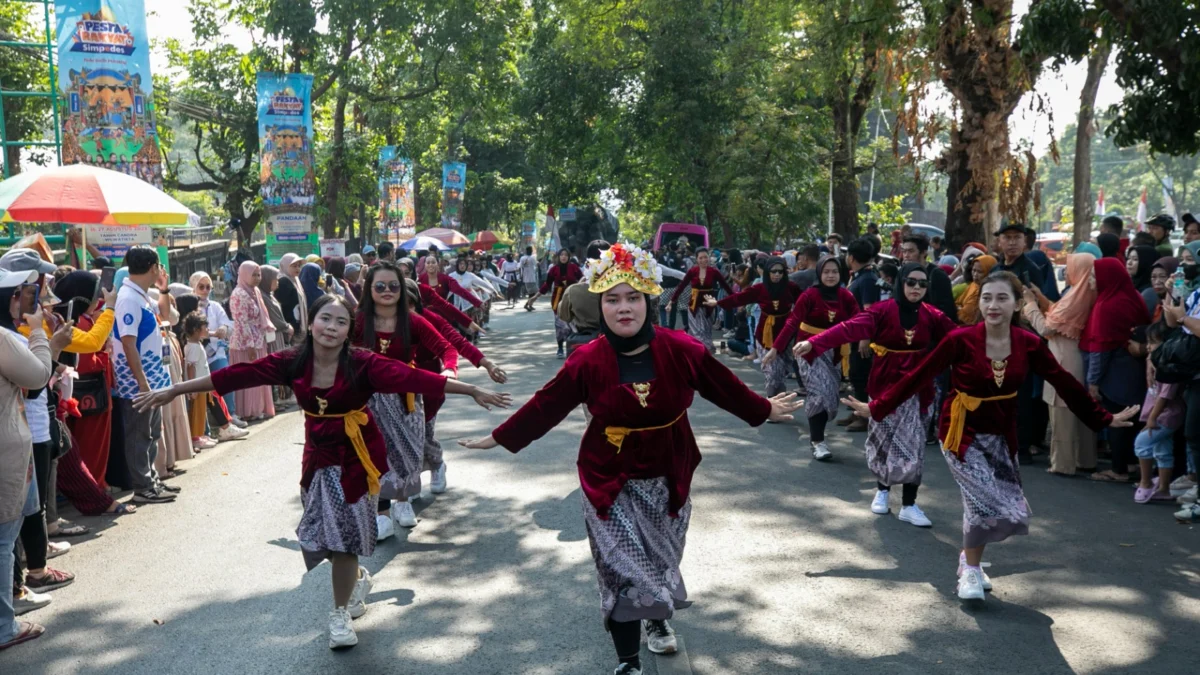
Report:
274,253,308,345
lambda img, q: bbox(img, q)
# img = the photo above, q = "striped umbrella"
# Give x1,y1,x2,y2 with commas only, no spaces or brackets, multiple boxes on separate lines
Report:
0,164,197,226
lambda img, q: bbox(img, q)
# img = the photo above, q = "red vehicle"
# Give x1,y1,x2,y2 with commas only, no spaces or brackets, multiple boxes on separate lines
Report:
653,223,709,251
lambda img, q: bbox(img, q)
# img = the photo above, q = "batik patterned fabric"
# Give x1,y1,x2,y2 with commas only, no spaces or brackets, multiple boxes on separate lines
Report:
866,395,924,486
423,417,443,471
554,315,572,344
583,477,692,626
944,433,1031,548
368,392,426,501
297,465,379,571
686,309,715,354
800,350,839,419
763,349,794,397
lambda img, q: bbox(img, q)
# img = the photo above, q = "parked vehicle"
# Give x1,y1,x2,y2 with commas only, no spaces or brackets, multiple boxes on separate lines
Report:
1036,232,1070,266
653,222,709,251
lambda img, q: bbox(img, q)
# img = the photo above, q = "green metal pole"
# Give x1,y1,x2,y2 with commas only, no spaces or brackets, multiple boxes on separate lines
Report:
44,0,60,167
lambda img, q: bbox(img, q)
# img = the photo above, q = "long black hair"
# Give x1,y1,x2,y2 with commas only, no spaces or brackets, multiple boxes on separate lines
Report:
357,260,411,353
404,278,425,314
288,294,360,390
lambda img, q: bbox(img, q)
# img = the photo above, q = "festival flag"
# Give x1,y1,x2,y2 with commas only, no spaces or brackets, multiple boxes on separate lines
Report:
378,147,415,241
1096,187,1105,217
1136,188,1148,231
1162,177,1178,220
441,162,466,229
256,73,317,263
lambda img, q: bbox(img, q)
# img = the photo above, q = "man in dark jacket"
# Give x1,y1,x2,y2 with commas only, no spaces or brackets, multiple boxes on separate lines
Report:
899,234,957,322
994,223,1045,293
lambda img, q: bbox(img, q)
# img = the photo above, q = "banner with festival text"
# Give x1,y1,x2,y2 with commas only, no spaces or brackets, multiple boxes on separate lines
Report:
56,0,163,188
257,73,318,264
441,161,466,229
378,147,415,242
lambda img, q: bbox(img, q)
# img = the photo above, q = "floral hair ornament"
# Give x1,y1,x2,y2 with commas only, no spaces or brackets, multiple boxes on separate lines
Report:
584,243,663,296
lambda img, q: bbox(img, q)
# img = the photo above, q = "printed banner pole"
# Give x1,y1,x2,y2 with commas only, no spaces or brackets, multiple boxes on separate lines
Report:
257,72,317,264
378,147,415,243
441,161,466,230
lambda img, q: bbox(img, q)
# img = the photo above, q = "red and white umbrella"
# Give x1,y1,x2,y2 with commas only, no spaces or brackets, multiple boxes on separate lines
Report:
416,227,471,248
0,164,196,226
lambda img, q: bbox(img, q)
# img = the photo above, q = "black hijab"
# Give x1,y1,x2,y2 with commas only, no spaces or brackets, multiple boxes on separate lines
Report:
1128,245,1160,291
556,248,570,276
763,256,788,300
894,263,926,329
599,294,656,353
816,254,841,301
52,270,99,322
1096,233,1120,259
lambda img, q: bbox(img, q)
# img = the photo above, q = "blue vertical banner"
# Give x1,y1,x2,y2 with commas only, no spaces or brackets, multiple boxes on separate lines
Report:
441,161,466,229
257,73,317,264
56,0,163,188
378,147,415,241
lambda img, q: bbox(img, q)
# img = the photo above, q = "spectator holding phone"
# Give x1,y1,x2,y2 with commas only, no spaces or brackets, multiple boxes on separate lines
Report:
993,223,1045,294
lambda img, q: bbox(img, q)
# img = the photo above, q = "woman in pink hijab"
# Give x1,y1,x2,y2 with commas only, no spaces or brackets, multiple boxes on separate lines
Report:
228,260,277,420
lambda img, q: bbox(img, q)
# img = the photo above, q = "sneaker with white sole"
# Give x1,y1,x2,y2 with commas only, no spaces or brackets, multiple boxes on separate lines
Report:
1175,503,1200,523
217,425,249,442
229,415,249,429
811,441,832,461
643,619,677,654
870,489,890,514
898,504,932,527
956,568,986,601
392,499,417,528
13,586,52,615
1169,475,1197,496
328,607,358,649
46,541,70,559
348,567,372,619
375,514,395,542
957,555,993,591
614,664,642,675
1178,486,1198,505
431,463,447,494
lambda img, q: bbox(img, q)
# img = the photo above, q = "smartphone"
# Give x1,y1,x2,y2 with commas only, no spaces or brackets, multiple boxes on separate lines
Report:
100,266,116,292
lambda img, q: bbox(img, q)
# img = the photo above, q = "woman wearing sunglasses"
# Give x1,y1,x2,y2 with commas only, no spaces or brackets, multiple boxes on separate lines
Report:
793,264,958,526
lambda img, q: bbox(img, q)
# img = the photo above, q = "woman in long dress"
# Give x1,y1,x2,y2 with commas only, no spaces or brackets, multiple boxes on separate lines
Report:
459,244,799,675
258,265,295,406
135,294,511,650
190,271,241,425
795,264,957,525
228,261,277,421
763,254,859,461
843,271,1138,601
665,247,732,354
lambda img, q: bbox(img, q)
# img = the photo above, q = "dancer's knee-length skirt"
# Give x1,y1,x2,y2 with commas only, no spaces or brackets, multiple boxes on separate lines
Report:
763,349,795,397
866,395,924,486
368,392,427,501
944,433,1030,548
583,477,692,627
554,315,572,344
800,351,840,418
423,416,443,470
686,309,715,353
298,465,378,571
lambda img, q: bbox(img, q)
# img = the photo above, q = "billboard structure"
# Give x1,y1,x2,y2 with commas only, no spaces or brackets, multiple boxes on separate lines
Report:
441,161,466,229
257,73,317,263
378,147,415,241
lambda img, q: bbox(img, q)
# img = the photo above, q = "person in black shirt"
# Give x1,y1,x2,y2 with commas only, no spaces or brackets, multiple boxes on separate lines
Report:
899,234,957,322
993,223,1045,292
842,238,880,432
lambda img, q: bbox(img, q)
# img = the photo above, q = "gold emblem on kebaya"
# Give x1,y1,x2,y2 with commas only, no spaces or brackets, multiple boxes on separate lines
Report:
315,396,329,416
772,300,780,311
991,360,1007,388
633,383,651,408
904,329,915,346
378,338,391,353
827,310,837,322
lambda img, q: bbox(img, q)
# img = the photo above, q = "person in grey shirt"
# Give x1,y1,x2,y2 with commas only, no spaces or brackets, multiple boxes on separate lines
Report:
789,244,821,291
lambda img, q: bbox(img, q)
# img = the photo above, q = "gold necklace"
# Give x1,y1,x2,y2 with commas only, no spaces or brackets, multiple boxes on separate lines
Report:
991,359,1007,387
315,395,329,416
632,382,651,408
904,328,915,345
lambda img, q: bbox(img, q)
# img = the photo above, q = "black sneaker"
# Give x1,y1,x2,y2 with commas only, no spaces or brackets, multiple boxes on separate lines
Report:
156,483,182,494
556,348,565,359
133,489,175,504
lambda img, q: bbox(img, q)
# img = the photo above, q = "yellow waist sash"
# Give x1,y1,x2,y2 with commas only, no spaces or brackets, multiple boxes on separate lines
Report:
869,343,921,358
689,287,713,313
605,411,687,453
760,313,788,350
800,322,851,376
304,406,382,496
551,285,566,312
942,390,1018,457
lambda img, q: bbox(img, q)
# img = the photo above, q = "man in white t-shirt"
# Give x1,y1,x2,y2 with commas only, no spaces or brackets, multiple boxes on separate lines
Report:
112,247,177,504
518,246,539,299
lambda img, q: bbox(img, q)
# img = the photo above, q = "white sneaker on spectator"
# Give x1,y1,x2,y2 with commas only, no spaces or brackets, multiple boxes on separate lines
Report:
957,568,986,600
1170,475,1197,496
217,425,249,442
46,541,70,559
193,436,218,450
898,504,932,527
328,607,357,649
229,415,249,429
375,514,395,542
347,567,372,618
811,442,832,461
1179,486,1199,504
13,586,51,615
392,499,417,528
870,489,890,514
431,463,447,494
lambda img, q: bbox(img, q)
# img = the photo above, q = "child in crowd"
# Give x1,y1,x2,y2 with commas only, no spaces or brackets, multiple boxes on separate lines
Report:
1133,322,1182,503
183,311,247,450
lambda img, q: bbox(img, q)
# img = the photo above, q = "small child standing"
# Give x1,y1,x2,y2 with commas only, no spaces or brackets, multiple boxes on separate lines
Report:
1134,322,1182,503
183,311,248,448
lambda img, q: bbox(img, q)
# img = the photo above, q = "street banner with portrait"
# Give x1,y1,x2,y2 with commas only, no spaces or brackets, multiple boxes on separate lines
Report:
257,72,317,263
441,161,466,229
379,147,415,241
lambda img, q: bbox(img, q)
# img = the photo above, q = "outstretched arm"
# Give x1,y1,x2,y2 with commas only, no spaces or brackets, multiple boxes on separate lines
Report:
867,333,960,421
805,310,877,360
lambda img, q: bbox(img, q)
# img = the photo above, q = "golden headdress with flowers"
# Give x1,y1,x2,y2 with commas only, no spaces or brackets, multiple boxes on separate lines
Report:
584,243,663,296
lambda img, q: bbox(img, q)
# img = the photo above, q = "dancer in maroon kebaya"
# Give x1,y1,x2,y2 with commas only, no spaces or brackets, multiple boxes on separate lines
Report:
666,247,731,354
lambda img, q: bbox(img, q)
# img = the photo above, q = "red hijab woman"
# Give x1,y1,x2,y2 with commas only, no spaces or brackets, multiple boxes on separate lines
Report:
1079,258,1150,354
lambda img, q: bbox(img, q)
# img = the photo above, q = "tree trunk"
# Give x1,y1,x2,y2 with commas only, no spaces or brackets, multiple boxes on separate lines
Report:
941,128,977,248
1072,41,1111,247
322,89,349,239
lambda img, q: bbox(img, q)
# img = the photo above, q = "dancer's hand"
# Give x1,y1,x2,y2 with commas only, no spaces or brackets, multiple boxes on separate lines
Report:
468,322,485,336
840,396,871,419
471,387,512,411
664,303,673,313
133,385,177,412
1108,405,1140,428
482,359,508,384
702,296,718,308
458,434,499,449
761,348,778,367
767,392,802,422
857,339,872,359
792,341,812,358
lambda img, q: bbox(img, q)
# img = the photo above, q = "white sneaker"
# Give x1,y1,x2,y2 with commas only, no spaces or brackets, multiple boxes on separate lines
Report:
430,463,447,494
957,558,993,592
217,425,249,442
643,619,678,654
898,504,932,527
811,441,832,461
328,607,358,649
348,567,372,618
228,415,249,429
375,514,395,542
1179,486,1199,505
13,586,52,615
1169,475,1197,496
614,664,642,675
957,568,986,601
392,499,417,528
870,489,890,514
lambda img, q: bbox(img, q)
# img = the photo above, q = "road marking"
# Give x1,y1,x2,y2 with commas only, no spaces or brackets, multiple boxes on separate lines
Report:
653,636,694,675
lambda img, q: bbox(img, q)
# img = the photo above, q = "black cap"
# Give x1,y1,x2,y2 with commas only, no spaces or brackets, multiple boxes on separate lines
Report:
993,222,1026,237
1183,212,1197,225
1146,214,1176,231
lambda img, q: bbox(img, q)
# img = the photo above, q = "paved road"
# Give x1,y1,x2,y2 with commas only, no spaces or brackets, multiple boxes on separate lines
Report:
5,304,1198,674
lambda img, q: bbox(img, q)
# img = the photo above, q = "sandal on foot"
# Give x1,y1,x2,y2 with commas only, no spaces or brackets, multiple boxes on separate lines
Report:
49,523,89,537
105,502,136,515
0,621,44,650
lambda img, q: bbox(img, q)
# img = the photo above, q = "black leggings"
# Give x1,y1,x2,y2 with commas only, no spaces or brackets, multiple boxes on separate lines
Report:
810,411,829,443
878,481,920,506
610,619,641,668
14,441,53,588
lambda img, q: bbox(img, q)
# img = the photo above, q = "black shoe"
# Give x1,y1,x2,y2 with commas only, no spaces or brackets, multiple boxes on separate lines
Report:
156,483,182,494
133,489,175,504
556,348,565,359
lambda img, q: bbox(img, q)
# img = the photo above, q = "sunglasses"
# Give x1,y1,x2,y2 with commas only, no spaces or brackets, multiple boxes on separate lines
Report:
769,268,785,275
373,281,403,293
905,278,930,289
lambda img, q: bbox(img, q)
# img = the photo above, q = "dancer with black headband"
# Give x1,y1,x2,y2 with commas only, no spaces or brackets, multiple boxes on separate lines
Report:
459,244,801,675
706,255,802,396
524,248,583,358
763,254,859,460
665,247,731,354
794,263,957,525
